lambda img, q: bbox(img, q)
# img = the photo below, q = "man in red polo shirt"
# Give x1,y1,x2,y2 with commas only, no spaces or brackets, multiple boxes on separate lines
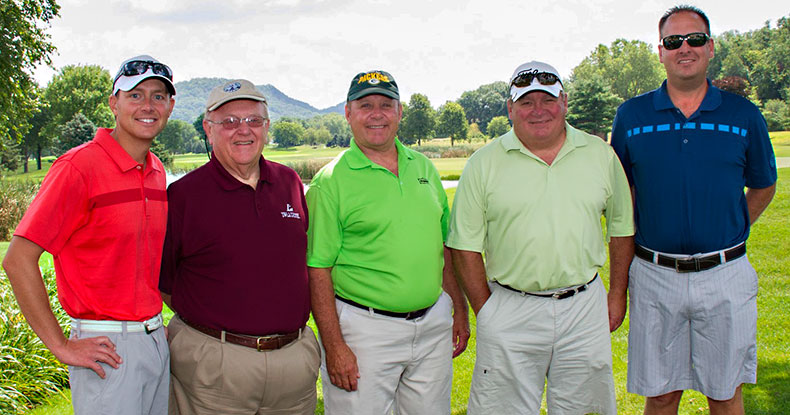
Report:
2,55,175,414
159,79,319,414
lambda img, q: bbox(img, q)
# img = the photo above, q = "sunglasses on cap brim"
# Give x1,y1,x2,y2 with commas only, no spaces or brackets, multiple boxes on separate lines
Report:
661,32,709,50
115,61,173,82
511,71,562,88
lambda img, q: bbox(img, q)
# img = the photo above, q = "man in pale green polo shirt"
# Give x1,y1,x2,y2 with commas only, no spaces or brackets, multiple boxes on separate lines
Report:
306,70,469,415
447,61,634,415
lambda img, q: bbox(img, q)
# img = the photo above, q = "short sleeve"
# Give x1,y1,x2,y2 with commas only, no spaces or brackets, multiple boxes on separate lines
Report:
306,178,342,268
610,105,634,186
744,109,777,189
604,149,635,239
446,155,486,252
14,159,89,255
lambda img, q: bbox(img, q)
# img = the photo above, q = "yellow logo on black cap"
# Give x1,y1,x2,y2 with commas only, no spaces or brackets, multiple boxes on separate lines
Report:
358,72,390,85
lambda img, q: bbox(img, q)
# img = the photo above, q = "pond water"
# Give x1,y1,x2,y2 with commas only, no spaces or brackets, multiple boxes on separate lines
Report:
167,171,458,190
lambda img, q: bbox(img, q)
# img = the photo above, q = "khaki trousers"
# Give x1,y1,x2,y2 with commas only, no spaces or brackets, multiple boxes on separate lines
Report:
167,315,320,415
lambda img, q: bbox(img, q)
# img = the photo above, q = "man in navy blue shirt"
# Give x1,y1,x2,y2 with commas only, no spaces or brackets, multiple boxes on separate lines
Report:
611,5,776,415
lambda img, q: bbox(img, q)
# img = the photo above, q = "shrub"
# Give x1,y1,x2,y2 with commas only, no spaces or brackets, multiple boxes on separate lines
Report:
0,180,40,241
0,266,69,414
285,159,331,182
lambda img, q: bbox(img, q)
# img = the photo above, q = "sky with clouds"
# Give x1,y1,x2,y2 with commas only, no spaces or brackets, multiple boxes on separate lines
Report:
33,0,789,110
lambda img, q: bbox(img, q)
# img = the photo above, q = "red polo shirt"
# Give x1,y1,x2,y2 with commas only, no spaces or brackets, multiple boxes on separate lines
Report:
15,128,167,321
159,155,310,335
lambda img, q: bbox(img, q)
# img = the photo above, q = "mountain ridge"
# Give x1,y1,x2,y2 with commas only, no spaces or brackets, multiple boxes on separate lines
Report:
171,77,344,123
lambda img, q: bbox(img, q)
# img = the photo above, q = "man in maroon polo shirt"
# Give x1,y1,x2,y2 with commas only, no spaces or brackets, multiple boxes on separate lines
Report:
159,79,319,415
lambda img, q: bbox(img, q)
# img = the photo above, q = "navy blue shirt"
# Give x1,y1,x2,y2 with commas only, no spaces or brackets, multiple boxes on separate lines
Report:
159,155,310,335
611,80,776,254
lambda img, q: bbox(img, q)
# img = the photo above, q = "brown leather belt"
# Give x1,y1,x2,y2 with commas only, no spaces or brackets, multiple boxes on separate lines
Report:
179,316,300,351
635,243,746,273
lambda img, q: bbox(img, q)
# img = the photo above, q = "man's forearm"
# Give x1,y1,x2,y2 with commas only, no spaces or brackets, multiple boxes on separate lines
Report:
442,246,468,314
2,236,68,353
608,236,634,295
307,266,344,348
746,184,776,225
450,249,490,315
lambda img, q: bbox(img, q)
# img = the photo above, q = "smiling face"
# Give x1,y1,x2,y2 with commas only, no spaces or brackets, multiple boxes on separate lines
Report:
345,94,402,153
204,99,269,176
659,11,714,84
507,90,568,148
109,78,174,144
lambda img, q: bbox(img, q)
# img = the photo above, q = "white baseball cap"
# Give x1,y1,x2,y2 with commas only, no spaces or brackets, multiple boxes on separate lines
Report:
112,55,175,96
509,61,563,101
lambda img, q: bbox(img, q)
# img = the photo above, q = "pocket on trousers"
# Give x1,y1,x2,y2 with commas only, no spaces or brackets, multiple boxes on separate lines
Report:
475,289,497,323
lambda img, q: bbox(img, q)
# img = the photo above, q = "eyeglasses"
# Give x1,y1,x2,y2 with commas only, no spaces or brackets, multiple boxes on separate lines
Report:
206,116,268,130
661,32,709,50
511,70,562,88
116,60,173,81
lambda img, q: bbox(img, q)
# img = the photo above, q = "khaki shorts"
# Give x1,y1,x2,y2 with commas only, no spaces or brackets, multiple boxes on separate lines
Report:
468,278,616,415
627,254,758,400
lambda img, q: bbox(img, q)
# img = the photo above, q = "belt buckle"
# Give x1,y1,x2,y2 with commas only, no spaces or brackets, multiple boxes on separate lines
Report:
143,315,160,334
552,288,574,300
674,257,698,273
256,335,276,351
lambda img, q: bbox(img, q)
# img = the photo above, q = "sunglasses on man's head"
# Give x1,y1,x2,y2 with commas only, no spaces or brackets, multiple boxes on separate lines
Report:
206,116,268,130
116,60,173,81
511,71,561,88
661,32,709,50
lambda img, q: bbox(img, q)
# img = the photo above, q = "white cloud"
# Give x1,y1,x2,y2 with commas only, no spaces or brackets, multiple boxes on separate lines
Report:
34,0,790,110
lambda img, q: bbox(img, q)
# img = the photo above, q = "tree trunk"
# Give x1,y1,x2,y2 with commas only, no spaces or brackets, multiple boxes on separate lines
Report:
36,144,42,170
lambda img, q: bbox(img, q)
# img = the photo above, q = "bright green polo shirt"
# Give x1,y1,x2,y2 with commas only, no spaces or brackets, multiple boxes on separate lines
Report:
306,138,448,312
447,123,634,292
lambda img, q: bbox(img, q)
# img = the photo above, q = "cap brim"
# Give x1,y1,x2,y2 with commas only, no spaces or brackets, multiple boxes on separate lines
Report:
113,73,176,96
206,94,267,112
510,82,562,102
348,88,399,102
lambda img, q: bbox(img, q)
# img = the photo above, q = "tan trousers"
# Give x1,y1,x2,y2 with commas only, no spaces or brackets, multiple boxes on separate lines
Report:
167,315,320,415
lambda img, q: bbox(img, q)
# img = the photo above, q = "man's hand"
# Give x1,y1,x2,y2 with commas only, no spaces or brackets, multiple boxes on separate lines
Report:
607,290,627,332
325,342,360,391
451,309,470,358
52,336,122,379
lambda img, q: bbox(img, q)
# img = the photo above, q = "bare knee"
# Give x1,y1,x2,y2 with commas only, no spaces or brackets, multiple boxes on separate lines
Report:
645,390,683,414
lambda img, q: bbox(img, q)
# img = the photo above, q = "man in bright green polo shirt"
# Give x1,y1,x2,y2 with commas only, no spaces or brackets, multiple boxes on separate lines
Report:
306,70,469,415
447,61,634,414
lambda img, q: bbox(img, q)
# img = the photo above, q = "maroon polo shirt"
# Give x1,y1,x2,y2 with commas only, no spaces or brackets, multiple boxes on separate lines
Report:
159,154,309,335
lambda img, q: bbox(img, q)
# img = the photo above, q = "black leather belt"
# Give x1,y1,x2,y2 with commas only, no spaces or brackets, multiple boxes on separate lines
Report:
335,295,433,320
634,243,746,273
496,274,598,300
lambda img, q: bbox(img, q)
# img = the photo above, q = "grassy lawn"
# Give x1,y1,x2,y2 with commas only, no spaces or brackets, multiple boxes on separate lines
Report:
772,131,790,158
3,149,788,414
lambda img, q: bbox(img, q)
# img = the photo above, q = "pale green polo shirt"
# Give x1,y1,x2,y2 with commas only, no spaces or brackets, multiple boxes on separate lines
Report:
447,123,634,292
306,138,448,312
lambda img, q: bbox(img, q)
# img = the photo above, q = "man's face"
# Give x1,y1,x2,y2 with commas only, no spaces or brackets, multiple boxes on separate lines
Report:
345,94,402,152
108,78,174,142
204,99,269,173
659,11,714,82
507,91,567,145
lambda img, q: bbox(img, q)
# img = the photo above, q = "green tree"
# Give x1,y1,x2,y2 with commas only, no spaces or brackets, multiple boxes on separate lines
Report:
149,139,173,168
304,126,332,147
307,112,352,146
271,121,305,148
762,99,790,131
0,0,60,149
43,64,114,143
457,82,508,133
572,39,663,101
20,106,51,172
486,116,511,138
566,74,622,138
436,102,468,147
399,94,436,146
55,112,95,154
157,119,198,154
